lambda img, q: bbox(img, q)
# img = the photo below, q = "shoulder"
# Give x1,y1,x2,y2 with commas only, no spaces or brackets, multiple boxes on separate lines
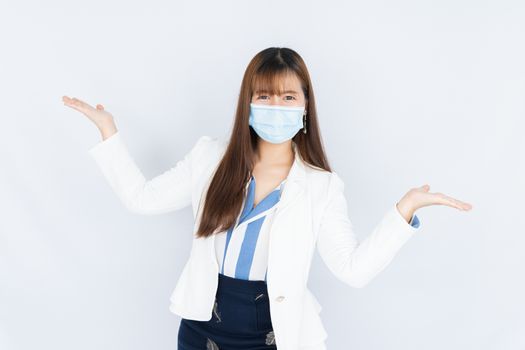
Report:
304,166,345,205
188,135,228,177
191,135,228,158
304,165,344,189
193,135,221,150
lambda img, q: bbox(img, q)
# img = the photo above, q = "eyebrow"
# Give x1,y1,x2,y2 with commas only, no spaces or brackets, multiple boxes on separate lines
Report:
255,89,299,95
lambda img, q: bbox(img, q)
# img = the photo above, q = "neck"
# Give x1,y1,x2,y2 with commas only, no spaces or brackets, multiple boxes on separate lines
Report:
254,139,295,166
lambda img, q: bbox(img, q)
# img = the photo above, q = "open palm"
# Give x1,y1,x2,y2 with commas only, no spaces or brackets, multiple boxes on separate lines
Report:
396,184,473,224
62,95,114,128
410,184,472,211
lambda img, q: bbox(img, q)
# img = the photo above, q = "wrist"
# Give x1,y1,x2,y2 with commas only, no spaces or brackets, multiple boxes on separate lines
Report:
98,121,118,141
396,200,416,224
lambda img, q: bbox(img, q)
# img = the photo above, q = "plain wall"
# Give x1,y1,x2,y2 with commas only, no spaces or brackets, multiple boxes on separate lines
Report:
1,0,524,349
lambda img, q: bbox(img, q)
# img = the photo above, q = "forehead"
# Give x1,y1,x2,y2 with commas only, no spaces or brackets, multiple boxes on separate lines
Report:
252,70,303,95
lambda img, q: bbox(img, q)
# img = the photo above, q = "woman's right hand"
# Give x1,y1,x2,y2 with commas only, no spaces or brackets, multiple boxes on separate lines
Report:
62,95,118,138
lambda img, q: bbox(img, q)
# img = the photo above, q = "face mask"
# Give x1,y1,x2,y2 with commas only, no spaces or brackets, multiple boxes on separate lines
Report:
248,103,306,144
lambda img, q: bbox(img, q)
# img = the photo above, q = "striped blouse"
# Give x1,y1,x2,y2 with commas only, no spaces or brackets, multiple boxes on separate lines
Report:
214,174,421,282
214,175,286,282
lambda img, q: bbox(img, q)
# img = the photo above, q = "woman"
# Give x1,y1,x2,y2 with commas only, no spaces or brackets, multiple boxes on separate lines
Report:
63,47,472,350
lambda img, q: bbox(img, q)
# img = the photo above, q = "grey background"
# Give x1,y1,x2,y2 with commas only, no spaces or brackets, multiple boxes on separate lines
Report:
1,0,524,349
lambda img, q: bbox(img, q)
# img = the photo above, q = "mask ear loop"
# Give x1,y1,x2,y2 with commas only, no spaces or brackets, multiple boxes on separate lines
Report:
302,111,307,134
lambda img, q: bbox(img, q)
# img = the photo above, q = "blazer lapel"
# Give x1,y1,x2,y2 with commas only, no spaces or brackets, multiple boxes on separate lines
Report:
274,141,307,214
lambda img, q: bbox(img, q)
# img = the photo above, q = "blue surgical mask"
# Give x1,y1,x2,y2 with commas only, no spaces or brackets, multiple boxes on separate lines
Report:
248,103,306,144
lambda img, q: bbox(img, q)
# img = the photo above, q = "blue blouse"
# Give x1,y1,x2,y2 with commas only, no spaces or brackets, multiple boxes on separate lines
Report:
214,175,284,281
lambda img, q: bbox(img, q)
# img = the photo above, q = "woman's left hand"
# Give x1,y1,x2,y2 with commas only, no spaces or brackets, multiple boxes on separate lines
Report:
396,184,473,224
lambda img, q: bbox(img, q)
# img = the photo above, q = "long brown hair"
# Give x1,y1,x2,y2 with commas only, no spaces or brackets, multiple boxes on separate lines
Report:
195,47,332,239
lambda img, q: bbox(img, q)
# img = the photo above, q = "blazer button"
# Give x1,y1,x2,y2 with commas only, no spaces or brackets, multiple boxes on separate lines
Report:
275,295,285,302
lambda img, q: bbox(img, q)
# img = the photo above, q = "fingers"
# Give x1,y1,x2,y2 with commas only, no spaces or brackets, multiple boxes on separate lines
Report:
434,192,473,211
415,184,472,211
419,184,430,192
62,96,96,114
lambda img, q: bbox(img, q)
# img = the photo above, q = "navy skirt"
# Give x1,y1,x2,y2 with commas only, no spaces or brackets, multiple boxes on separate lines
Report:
177,272,277,350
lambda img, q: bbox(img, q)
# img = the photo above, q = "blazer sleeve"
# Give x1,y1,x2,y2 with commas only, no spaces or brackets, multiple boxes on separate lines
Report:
316,172,421,288
87,131,211,215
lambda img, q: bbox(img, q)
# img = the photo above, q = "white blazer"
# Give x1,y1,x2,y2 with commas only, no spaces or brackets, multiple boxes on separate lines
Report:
88,132,421,350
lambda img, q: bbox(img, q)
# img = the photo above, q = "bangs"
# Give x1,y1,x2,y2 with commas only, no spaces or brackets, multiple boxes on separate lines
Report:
251,68,296,96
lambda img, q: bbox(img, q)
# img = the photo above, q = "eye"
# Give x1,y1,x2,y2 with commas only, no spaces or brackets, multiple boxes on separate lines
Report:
285,95,296,100
257,95,269,100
